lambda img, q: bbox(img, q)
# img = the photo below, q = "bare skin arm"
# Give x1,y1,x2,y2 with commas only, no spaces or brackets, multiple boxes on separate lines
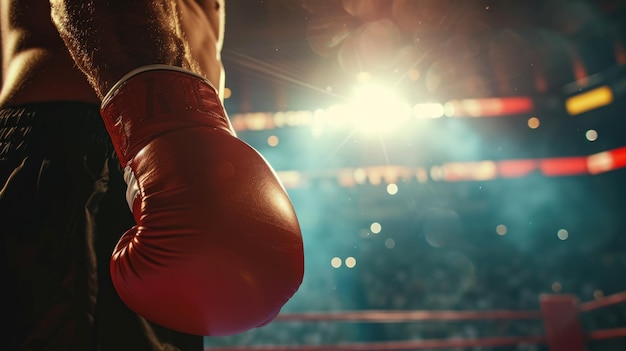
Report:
49,0,201,99
178,0,226,95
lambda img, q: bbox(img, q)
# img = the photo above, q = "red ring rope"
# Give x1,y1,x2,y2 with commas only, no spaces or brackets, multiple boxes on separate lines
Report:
580,291,626,313
206,335,546,351
274,309,541,323
205,291,626,351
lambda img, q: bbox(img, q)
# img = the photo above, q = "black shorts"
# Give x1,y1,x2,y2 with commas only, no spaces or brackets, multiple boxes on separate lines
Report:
0,102,202,351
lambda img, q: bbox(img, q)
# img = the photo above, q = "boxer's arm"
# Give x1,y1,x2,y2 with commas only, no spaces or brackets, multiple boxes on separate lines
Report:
178,0,226,96
49,0,198,98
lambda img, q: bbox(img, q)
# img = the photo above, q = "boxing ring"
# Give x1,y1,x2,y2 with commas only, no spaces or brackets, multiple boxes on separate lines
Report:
206,292,626,351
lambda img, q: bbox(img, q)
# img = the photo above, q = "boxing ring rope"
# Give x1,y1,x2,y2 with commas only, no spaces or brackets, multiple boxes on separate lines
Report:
205,292,626,351
273,309,541,323
579,291,626,344
579,291,626,312
206,336,547,351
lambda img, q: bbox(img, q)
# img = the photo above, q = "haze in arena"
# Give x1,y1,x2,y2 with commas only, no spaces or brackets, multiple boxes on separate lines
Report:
207,1,626,350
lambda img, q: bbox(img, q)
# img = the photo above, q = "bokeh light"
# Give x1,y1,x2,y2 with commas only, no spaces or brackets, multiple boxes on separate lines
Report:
586,129,598,141
386,183,399,195
385,238,396,249
594,290,604,299
353,168,368,184
424,208,462,248
407,68,420,81
267,135,279,147
413,103,445,119
370,222,382,234
345,257,357,268
527,117,540,129
223,87,232,99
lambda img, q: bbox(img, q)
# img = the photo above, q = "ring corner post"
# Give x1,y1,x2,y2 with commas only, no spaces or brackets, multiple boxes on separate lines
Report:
540,294,587,351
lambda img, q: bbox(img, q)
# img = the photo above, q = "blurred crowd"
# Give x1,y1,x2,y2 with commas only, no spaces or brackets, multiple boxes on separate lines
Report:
205,171,626,350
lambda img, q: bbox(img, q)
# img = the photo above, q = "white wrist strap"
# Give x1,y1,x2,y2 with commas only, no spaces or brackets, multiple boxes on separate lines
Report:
123,165,140,212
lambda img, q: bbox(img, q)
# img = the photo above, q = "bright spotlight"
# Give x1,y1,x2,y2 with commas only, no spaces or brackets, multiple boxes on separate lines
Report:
349,83,411,135
413,103,444,118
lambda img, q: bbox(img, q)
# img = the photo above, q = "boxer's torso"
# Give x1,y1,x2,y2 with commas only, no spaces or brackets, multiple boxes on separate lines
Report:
0,0,99,107
0,0,224,108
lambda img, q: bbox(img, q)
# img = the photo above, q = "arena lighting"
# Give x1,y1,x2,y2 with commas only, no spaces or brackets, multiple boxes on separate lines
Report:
228,96,536,132
565,85,614,116
348,83,412,135
272,146,626,188
443,97,534,117
413,103,445,118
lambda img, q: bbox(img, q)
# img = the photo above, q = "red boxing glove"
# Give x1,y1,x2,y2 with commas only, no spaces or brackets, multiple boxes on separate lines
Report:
100,65,304,336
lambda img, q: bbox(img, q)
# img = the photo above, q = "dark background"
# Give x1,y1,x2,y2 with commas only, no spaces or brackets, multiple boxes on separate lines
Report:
209,1,626,349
